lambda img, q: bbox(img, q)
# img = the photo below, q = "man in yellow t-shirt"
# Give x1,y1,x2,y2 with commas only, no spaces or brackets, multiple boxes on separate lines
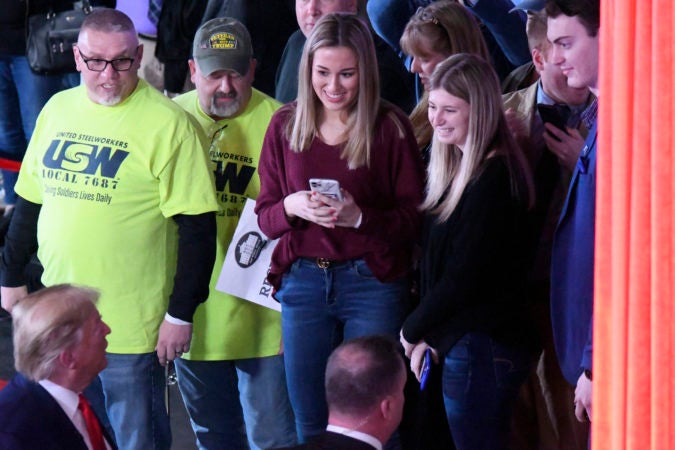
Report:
0,9,219,450
172,17,295,450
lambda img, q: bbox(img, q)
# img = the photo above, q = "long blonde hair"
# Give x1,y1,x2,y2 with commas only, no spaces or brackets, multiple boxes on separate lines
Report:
286,13,380,169
423,54,534,222
400,1,490,149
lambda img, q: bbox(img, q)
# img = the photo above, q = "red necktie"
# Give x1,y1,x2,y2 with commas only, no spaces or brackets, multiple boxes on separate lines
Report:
78,393,106,450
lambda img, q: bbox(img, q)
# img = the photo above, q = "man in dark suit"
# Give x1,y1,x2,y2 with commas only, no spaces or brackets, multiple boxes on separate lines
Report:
0,284,115,449
276,335,406,450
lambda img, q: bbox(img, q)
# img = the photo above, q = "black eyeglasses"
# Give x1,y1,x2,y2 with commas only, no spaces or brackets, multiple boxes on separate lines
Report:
77,46,139,72
414,6,440,25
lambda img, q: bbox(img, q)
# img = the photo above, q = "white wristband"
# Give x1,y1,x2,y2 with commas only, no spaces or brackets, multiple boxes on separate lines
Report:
354,212,363,229
164,313,191,326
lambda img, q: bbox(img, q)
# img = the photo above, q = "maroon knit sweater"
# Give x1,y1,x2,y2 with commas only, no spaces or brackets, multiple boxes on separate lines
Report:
255,104,425,289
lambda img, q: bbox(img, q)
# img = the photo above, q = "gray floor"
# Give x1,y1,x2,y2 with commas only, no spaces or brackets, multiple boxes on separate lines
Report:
0,312,198,450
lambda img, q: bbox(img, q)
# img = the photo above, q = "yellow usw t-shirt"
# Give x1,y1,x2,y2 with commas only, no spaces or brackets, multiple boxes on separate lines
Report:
17,80,219,354
174,88,283,360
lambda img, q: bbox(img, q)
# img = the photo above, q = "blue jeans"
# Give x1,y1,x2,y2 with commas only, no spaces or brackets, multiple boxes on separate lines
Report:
275,258,409,442
174,355,297,450
87,352,171,450
442,332,532,450
0,55,69,205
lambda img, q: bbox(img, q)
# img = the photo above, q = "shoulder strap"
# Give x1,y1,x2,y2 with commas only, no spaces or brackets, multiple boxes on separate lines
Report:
81,0,93,13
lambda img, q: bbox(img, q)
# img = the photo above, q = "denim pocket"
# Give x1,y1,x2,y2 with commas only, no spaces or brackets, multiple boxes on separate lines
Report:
275,262,303,306
353,259,377,280
490,341,530,391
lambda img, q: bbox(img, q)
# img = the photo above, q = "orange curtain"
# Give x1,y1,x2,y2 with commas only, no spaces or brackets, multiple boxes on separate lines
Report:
594,0,675,449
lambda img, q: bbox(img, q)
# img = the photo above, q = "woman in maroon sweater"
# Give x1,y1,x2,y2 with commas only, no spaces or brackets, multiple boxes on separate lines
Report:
255,13,424,443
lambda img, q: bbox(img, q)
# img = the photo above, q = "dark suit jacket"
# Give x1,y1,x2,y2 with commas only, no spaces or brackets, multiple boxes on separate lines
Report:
276,431,377,450
0,373,115,450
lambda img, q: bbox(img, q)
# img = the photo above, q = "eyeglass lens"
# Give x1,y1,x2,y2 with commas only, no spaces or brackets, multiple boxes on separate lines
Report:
84,58,134,72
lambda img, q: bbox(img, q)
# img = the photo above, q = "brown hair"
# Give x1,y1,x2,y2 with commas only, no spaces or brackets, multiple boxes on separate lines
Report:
545,0,600,37
400,1,490,149
325,335,405,416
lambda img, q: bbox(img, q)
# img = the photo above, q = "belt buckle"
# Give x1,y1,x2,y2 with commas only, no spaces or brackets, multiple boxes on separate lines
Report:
316,257,330,269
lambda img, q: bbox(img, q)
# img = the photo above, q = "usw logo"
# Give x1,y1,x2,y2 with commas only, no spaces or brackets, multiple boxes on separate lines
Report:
214,161,255,194
42,140,129,178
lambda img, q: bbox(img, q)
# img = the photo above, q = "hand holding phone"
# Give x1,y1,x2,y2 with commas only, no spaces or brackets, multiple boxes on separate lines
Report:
537,103,571,135
420,348,432,391
309,178,343,201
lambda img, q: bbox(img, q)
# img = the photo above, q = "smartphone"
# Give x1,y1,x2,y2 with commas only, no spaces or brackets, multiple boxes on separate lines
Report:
420,348,432,391
537,103,571,134
309,178,343,201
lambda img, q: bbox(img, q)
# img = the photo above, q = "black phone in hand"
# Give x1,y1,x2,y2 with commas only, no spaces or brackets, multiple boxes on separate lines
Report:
537,103,571,133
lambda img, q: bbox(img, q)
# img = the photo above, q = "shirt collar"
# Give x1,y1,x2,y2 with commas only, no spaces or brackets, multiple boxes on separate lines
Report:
536,80,555,105
326,424,382,450
581,97,599,129
536,81,592,128
39,379,80,421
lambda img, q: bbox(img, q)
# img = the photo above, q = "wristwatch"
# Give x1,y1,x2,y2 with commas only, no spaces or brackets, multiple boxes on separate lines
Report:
584,369,593,381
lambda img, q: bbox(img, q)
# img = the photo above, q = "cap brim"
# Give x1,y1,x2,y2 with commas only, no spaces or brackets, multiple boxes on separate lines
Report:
196,55,249,77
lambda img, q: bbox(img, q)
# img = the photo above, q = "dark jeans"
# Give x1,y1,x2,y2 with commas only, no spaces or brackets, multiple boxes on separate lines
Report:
86,352,171,450
275,258,409,443
443,332,532,450
174,355,296,450
0,55,74,204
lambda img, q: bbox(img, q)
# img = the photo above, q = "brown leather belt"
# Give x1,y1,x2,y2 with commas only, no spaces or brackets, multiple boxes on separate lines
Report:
303,257,351,269
316,257,337,269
